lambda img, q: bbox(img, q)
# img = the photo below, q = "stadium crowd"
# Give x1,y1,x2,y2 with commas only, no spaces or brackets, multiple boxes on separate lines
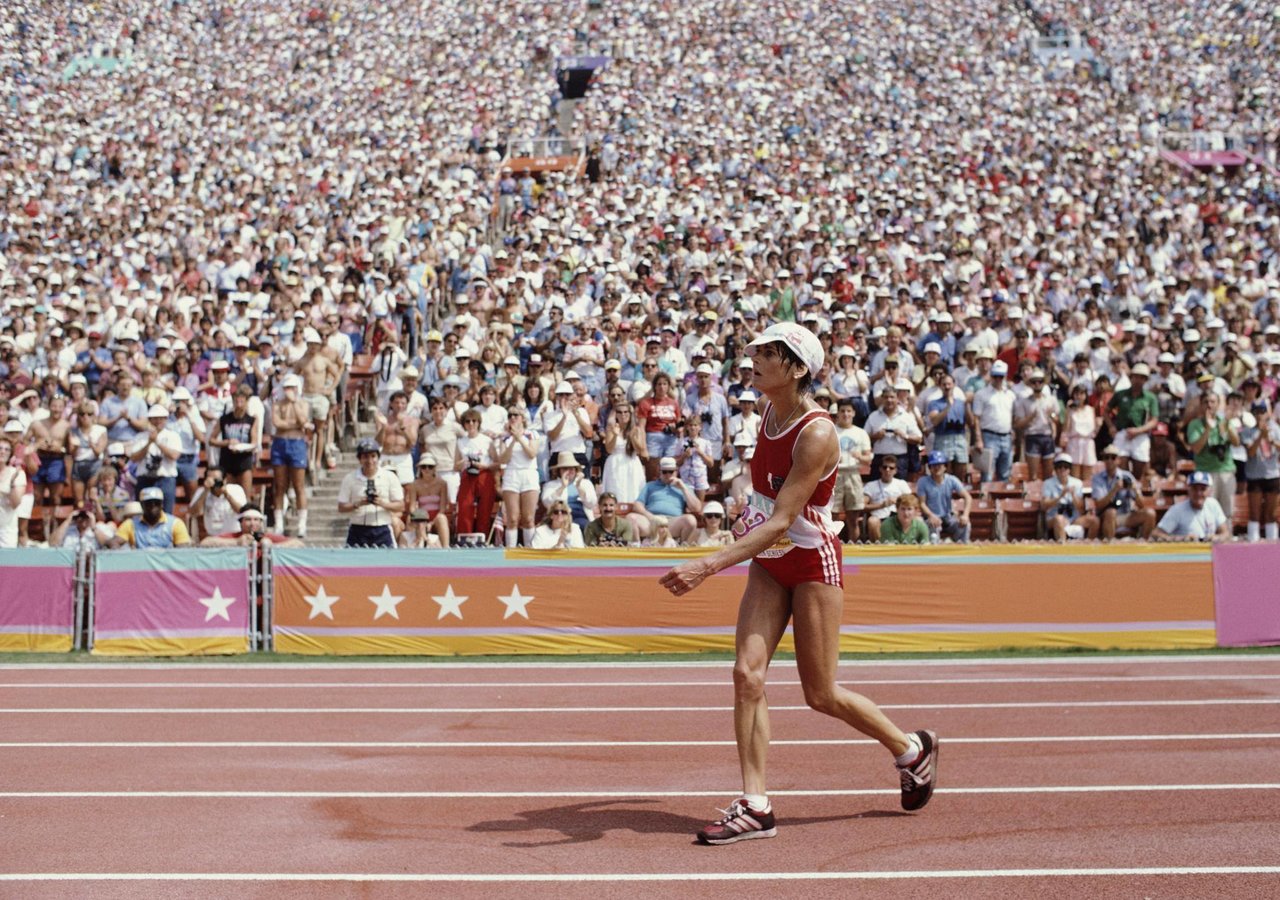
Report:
0,0,1277,551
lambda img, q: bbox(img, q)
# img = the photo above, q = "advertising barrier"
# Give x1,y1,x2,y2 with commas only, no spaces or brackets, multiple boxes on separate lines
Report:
91,548,254,656
1212,543,1280,648
0,547,78,652
272,544,1215,656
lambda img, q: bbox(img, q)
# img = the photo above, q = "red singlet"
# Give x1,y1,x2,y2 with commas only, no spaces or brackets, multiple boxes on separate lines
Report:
735,403,842,588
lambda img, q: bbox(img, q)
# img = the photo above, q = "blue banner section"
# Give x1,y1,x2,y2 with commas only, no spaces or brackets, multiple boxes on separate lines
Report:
0,547,78,569
95,548,249,574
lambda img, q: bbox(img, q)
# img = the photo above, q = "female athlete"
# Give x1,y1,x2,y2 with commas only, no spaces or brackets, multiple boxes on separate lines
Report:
660,323,938,845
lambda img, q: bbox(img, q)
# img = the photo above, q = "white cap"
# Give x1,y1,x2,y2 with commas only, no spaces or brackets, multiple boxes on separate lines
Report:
171,387,193,402
659,456,678,470
281,374,302,389
923,342,942,355
738,390,758,402
147,404,170,418
746,322,825,377
554,382,574,394
695,362,714,374
991,360,1009,376
303,328,322,344
702,501,725,516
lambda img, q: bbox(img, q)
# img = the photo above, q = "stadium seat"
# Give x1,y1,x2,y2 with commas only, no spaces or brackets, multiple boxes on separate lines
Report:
969,497,998,542
998,498,1042,542
982,481,1024,500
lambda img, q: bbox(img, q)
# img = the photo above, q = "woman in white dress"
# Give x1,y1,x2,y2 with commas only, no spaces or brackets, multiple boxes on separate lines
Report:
601,400,646,503
1061,382,1098,482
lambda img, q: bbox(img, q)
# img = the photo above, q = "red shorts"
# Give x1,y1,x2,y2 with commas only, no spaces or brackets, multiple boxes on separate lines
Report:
753,538,843,589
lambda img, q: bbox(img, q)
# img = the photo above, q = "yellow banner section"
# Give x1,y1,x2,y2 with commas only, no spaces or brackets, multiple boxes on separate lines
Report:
90,636,251,657
0,633,74,653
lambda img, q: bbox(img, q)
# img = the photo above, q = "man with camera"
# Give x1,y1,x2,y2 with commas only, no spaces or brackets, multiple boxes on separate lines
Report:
336,439,405,548
1185,391,1240,514
1091,444,1156,539
200,504,303,548
1040,453,1100,543
189,465,248,542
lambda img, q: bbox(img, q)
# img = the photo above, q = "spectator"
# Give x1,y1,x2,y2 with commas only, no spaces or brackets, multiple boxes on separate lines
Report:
689,500,734,547
68,403,108,509
675,414,714,503
1241,401,1280,542
169,387,207,504
110,486,192,549
583,492,637,547
641,514,679,549
1013,369,1060,484
1154,471,1231,543
684,362,731,462
866,388,921,480
454,408,498,541
628,456,703,543
270,374,312,537
545,382,593,472
29,398,71,535
531,501,585,550
188,467,248,543
1107,363,1160,483
1185,392,1241,516
494,407,541,548
540,452,599,534
1091,445,1156,540
50,506,115,552
210,386,259,498
200,504,302,548
1041,453,1101,543
375,391,420,487
727,390,761,448
130,404,183,515
337,439,405,548
879,494,930,545
924,372,974,481
916,452,973,543
600,399,646,504
831,398,872,542
636,372,681,480
419,396,464,505
296,329,342,472
863,456,912,543
974,360,1016,482
0,436,27,548
404,457,451,549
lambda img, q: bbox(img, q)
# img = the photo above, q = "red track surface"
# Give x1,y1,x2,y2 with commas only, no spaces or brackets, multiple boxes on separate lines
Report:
3,656,1280,899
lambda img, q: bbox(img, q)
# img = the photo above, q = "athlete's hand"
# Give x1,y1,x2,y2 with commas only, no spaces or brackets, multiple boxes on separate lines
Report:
660,559,712,597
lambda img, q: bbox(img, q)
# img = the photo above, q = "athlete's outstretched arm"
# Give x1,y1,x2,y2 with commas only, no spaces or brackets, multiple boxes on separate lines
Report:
660,418,838,596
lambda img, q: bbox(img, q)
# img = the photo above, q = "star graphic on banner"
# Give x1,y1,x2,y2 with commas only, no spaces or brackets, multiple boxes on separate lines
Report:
198,586,237,623
497,583,534,620
304,585,341,621
432,584,468,620
369,584,405,620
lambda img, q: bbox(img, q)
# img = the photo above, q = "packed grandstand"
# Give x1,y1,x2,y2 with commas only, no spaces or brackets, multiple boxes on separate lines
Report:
0,0,1277,549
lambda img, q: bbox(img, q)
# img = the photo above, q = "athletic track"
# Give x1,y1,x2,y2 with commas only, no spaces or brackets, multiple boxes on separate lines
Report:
2,654,1279,899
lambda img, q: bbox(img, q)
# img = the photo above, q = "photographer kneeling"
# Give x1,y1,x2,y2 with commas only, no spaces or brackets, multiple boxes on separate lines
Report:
337,439,405,548
200,504,303,548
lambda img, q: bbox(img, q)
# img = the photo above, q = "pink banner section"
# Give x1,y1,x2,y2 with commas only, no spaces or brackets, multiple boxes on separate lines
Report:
1213,543,1280,648
0,548,76,652
92,549,252,655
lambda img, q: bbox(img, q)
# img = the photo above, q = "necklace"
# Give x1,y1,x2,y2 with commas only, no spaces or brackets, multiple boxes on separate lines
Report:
769,398,808,437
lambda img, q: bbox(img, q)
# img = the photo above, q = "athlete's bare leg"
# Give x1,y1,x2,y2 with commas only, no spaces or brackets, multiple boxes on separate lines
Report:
791,580,912,756
732,563,792,797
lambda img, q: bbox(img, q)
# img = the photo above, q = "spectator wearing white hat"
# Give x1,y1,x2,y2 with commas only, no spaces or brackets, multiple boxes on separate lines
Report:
168,385,208,504
688,500,733,547
684,362,731,462
269,373,312,537
628,455,702,543
727,389,761,448
973,359,1016,482
1106,362,1160,482
296,328,342,472
129,403,183,514
108,486,192,549
1040,453,1100,543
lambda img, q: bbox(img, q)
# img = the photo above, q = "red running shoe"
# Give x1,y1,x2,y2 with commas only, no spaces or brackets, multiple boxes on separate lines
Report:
696,798,777,845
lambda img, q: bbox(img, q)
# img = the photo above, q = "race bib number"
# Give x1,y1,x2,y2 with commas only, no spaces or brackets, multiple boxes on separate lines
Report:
732,503,768,540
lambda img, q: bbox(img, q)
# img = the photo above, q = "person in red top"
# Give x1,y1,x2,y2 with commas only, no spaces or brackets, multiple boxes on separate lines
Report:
661,323,937,846
635,370,680,480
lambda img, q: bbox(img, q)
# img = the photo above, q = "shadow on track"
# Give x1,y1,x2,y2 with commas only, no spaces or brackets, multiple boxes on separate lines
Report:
466,799,909,846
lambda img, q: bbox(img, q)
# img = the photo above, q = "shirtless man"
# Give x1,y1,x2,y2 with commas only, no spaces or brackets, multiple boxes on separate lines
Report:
270,374,314,537
295,329,342,472
30,395,73,535
375,391,421,486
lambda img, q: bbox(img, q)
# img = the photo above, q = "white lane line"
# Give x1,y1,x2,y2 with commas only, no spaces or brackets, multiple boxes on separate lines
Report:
2,785,1278,799
1,867,1279,882
7,673,1280,689
2,733,1278,749
2,699,1277,714
2,654,1278,671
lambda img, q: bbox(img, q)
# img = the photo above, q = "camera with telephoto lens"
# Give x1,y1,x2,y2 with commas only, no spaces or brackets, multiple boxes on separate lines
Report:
1209,440,1228,462
1057,495,1075,517
465,454,481,476
364,478,377,504
700,411,713,425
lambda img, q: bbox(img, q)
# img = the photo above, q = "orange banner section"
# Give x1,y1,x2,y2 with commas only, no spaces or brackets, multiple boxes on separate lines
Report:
271,545,1215,656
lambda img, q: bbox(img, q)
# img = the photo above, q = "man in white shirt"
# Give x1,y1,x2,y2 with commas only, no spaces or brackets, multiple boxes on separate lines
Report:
832,398,873,541
865,389,922,479
337,439,405,547
1154,471,1230,542
130,404,184,514
727,390,761,448
862,455,912,542
973,360,1017,481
